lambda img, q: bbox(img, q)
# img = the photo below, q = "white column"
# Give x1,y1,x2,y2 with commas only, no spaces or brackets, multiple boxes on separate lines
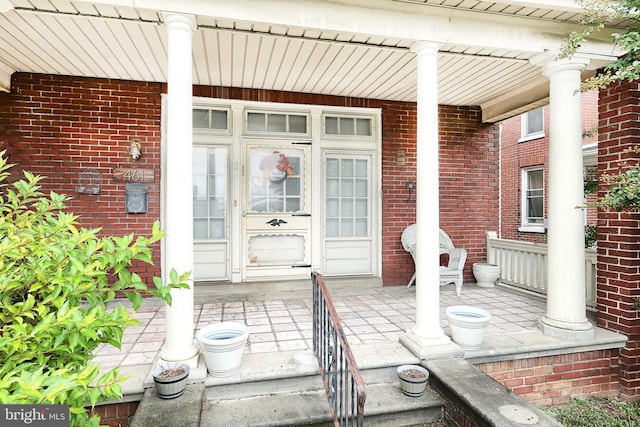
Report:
160,13,200,364
538,57,594,340
400,41,450,358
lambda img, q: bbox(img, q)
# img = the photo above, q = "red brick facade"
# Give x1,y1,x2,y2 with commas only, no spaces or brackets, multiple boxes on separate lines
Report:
89,401,139,427
0,72,499,287
500,91,599,243
478,350,620,406
597,79,640,401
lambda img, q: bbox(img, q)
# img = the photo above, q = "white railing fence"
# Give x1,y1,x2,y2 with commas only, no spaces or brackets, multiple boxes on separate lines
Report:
486,232,597,309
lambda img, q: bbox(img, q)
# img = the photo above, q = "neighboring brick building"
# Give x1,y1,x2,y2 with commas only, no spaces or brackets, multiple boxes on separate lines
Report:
500,90,599,243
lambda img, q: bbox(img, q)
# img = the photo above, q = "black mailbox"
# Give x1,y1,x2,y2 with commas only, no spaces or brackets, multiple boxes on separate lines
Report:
125,183,148,214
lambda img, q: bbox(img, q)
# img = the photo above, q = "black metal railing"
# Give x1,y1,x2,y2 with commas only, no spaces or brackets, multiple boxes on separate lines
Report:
312,271,366,427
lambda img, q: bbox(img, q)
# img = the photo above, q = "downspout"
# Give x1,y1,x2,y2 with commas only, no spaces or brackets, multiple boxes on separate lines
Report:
498,122,503,239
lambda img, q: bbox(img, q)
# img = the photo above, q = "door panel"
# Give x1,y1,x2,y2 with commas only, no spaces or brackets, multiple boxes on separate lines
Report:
243,141,311,279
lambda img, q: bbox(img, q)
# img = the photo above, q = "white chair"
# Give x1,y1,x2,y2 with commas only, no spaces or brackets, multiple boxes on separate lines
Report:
401,224,467,297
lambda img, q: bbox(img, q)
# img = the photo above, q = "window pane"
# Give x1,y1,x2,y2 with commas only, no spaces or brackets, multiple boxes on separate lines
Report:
326,219,339,237
340,117,355,135
286,197,300,211
193,109,209,128
356,118,371,136
355,199,367,216
210,219,225,238
528,170,543,189
211,110,227,129
326,198,339,216
340,159,354,176
341,219,354,236
341,199,353,216
326,117,338,134
341,179,354,197
326,159,339,177
355,219,368,236
289,115,307,133
526,109,543,135
355,179,367,197
194,219,208,239
326,178,339,197
247,112,266,131
268,114,286,132
355,159,368,177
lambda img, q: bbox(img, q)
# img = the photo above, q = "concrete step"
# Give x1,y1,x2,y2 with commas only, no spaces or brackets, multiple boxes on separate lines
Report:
131,350,444,427
201,381,443,426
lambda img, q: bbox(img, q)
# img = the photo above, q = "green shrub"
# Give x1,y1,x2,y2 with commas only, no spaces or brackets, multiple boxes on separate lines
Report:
0,154,189,426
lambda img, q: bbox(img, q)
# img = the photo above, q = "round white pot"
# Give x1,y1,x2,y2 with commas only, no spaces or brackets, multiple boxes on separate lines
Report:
196,322,249,377
397,365,429,397
472,262,500,288
152,363,190,399
446,305,491,350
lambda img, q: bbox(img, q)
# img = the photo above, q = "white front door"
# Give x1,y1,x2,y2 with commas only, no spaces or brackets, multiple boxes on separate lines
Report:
243,140,311,280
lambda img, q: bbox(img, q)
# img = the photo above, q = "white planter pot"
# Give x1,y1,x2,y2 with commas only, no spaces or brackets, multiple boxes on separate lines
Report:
197,322,249,377
152,363,189,399
397,365,429,397
446,305,491,350
472,262,500,288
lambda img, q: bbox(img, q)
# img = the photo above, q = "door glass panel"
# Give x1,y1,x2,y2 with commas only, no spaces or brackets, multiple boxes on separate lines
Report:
248,147,305,213
325,154,371,238
193,146,228,239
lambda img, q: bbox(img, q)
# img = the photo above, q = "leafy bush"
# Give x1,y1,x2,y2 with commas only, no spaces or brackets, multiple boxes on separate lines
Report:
0,154,189,426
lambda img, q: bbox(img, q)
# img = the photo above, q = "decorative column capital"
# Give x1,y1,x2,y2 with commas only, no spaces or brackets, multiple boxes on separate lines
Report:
410,41,442,56
543,57,589,78
162,12,197,32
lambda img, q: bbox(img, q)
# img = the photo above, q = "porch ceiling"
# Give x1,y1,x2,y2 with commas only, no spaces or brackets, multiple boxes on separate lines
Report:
0,0,624,122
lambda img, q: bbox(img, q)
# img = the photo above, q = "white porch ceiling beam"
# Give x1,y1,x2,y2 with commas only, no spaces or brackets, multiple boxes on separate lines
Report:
88,0,620,60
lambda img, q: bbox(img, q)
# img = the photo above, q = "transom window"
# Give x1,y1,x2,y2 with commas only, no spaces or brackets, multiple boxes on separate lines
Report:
246,111,308,134
325,116,372,136
522,168,544,228
193,146,228,239
325,155,370,237
193,108,229,130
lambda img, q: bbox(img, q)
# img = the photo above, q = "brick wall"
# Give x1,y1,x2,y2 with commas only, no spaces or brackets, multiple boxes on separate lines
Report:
0,73,164,283
477,349,620,406
597,79,640,401
500,91,599,243
0,72,500,288
89,401,139,427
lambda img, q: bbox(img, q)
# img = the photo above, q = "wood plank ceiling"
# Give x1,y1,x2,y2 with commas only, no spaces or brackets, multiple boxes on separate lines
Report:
0,0,616,121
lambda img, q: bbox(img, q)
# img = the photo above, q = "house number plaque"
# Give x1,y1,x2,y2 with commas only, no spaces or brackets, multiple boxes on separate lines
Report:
113,168,154,183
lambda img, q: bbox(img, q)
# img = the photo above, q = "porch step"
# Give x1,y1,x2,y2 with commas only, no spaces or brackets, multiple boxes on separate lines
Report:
201,362,443,426
131,351,444,426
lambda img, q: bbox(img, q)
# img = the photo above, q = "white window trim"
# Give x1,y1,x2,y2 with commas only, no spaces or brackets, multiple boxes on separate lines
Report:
518,108,545,143
519,167,546,233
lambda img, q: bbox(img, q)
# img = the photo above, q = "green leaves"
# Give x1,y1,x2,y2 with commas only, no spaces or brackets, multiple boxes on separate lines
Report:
0,153,190,426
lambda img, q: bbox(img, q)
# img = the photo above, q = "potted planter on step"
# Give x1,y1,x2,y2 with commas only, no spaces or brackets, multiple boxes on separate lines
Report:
152,362,190,399
397,365,429,397
446,305,491,350
197,322,249,377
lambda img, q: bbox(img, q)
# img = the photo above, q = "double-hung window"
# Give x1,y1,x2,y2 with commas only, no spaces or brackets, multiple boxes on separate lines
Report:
520,167,545,232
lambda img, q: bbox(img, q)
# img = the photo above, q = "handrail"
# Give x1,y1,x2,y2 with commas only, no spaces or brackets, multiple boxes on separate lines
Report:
312,271,366,427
